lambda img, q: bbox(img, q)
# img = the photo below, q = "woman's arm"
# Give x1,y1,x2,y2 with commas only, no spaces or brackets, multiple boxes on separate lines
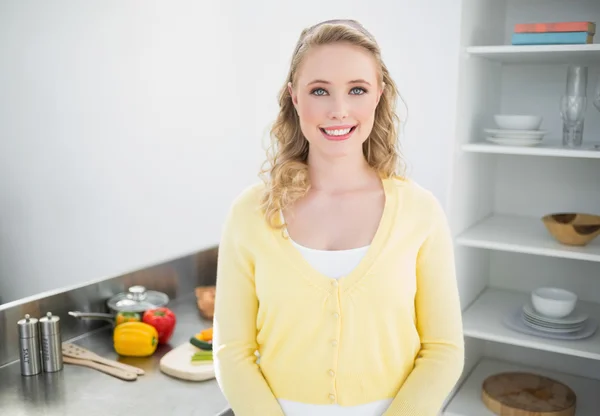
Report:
213,204,285,416
384,196,465,416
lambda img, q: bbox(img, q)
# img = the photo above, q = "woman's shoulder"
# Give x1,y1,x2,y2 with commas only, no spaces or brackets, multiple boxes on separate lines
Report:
388,175,448,230
389,175,442,208
224,181,267,223
231,181,266,207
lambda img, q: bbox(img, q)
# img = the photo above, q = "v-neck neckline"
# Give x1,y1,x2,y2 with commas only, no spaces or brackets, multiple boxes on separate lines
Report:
272,176,400,293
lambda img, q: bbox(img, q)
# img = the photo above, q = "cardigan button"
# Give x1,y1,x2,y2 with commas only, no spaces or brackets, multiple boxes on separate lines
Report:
331,340,338,347
331,280,338,287
329,394,336,401
333,312,339,318
329,369,335,377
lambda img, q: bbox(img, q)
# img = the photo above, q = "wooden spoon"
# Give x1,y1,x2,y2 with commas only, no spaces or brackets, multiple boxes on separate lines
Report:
62,343,145,375
63,356,137,381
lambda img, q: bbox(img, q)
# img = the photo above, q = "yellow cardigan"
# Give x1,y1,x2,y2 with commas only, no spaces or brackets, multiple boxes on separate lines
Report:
213,177,464,415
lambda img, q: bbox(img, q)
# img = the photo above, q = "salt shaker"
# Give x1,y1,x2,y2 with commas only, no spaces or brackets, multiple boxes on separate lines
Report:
39,312,63,372
17,314,42,376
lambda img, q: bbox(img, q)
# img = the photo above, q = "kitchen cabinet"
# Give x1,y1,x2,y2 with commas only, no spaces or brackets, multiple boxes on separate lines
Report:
444,0,600,414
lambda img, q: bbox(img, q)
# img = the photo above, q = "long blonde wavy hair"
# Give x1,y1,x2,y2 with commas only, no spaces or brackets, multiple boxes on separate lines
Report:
259,19,404,229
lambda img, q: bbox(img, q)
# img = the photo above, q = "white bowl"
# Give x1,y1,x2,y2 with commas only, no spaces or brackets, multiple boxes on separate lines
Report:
531,287,577,318
494,115,543,130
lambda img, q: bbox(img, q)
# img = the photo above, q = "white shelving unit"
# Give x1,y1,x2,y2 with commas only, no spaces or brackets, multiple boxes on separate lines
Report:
462,142,600,158
466,44,600,65
457,214,600,262
462,287,600,361
444,358,600,416
444,0,600,414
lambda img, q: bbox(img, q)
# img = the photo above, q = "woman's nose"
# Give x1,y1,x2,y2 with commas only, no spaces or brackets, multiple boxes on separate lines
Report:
327,97,348,120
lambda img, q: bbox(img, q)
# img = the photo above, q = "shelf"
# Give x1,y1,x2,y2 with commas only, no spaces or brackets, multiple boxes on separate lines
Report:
456,214,600,262
462,287,600,361
466,44,600,65
462,142,600,159
444,357,600,416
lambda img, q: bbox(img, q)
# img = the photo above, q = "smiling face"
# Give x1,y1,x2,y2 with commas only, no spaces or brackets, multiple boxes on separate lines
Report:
288,42,383,159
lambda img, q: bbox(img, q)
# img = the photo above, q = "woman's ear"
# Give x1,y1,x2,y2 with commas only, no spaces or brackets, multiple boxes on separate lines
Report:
288,82,298,107
377,82,385,105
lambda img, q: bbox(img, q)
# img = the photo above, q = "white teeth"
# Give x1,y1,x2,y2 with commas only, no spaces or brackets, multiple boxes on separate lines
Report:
324,127,352,136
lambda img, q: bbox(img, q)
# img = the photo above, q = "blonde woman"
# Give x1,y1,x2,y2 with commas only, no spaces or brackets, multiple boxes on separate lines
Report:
213,19,464,416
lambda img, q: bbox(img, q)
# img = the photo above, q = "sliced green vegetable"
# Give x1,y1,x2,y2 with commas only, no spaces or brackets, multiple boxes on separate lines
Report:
191,350,213,362
190,336,212,351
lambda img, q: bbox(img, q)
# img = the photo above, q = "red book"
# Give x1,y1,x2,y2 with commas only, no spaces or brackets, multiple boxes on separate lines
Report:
514,21,596,34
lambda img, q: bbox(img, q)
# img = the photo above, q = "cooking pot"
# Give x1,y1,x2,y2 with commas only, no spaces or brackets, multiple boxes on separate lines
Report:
69,285,169,325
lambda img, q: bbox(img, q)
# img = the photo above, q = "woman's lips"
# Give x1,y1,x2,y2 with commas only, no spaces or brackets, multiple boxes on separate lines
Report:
320,125,357,141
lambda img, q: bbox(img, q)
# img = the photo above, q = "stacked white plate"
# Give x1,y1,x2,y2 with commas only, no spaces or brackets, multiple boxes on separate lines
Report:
503,306,597,340
521,303,588,334
484,128,546,146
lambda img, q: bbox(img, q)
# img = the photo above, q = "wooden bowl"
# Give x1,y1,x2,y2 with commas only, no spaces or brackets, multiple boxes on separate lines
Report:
542,213,600,246
195,286,216,320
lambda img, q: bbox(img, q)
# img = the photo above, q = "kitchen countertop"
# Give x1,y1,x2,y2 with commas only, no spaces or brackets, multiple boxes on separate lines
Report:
0,293,229,416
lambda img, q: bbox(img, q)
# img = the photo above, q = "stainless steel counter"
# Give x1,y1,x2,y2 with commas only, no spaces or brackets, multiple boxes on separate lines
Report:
0,293,229,416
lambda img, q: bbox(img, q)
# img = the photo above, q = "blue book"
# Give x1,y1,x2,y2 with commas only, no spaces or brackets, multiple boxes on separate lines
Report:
512,31,593,45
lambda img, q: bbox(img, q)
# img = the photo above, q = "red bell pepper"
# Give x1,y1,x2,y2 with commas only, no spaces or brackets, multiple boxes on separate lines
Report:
142,307,176,344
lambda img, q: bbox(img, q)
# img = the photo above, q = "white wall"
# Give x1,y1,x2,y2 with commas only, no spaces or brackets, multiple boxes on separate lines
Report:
0,0,462,303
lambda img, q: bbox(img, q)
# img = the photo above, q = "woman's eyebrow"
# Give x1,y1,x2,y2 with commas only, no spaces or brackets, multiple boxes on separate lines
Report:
306,79,372,86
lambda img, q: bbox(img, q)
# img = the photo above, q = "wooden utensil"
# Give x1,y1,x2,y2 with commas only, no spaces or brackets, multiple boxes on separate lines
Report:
62,343,145,375
63,356,138,381
482,372,576,416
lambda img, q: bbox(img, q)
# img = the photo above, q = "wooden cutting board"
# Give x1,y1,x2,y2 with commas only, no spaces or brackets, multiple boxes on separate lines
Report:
482,372,576,416
159,341,215,381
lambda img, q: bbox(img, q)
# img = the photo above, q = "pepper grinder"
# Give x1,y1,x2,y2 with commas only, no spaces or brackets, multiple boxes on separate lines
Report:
17,314,42,376
39,312,63,372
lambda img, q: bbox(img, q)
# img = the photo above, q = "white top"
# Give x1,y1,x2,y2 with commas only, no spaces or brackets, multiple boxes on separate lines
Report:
277,213,392,415
288,239,370,279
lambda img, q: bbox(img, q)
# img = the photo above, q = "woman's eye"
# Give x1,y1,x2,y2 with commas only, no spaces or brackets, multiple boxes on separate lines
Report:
350,87,366,95
311,88,327,96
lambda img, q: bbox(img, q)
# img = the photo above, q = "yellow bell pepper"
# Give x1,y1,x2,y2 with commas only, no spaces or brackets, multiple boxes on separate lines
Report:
113,321,158,357
196,327,213,342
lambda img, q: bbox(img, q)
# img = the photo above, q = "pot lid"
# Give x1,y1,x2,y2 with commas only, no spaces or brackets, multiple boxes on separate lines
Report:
107,285,169,312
